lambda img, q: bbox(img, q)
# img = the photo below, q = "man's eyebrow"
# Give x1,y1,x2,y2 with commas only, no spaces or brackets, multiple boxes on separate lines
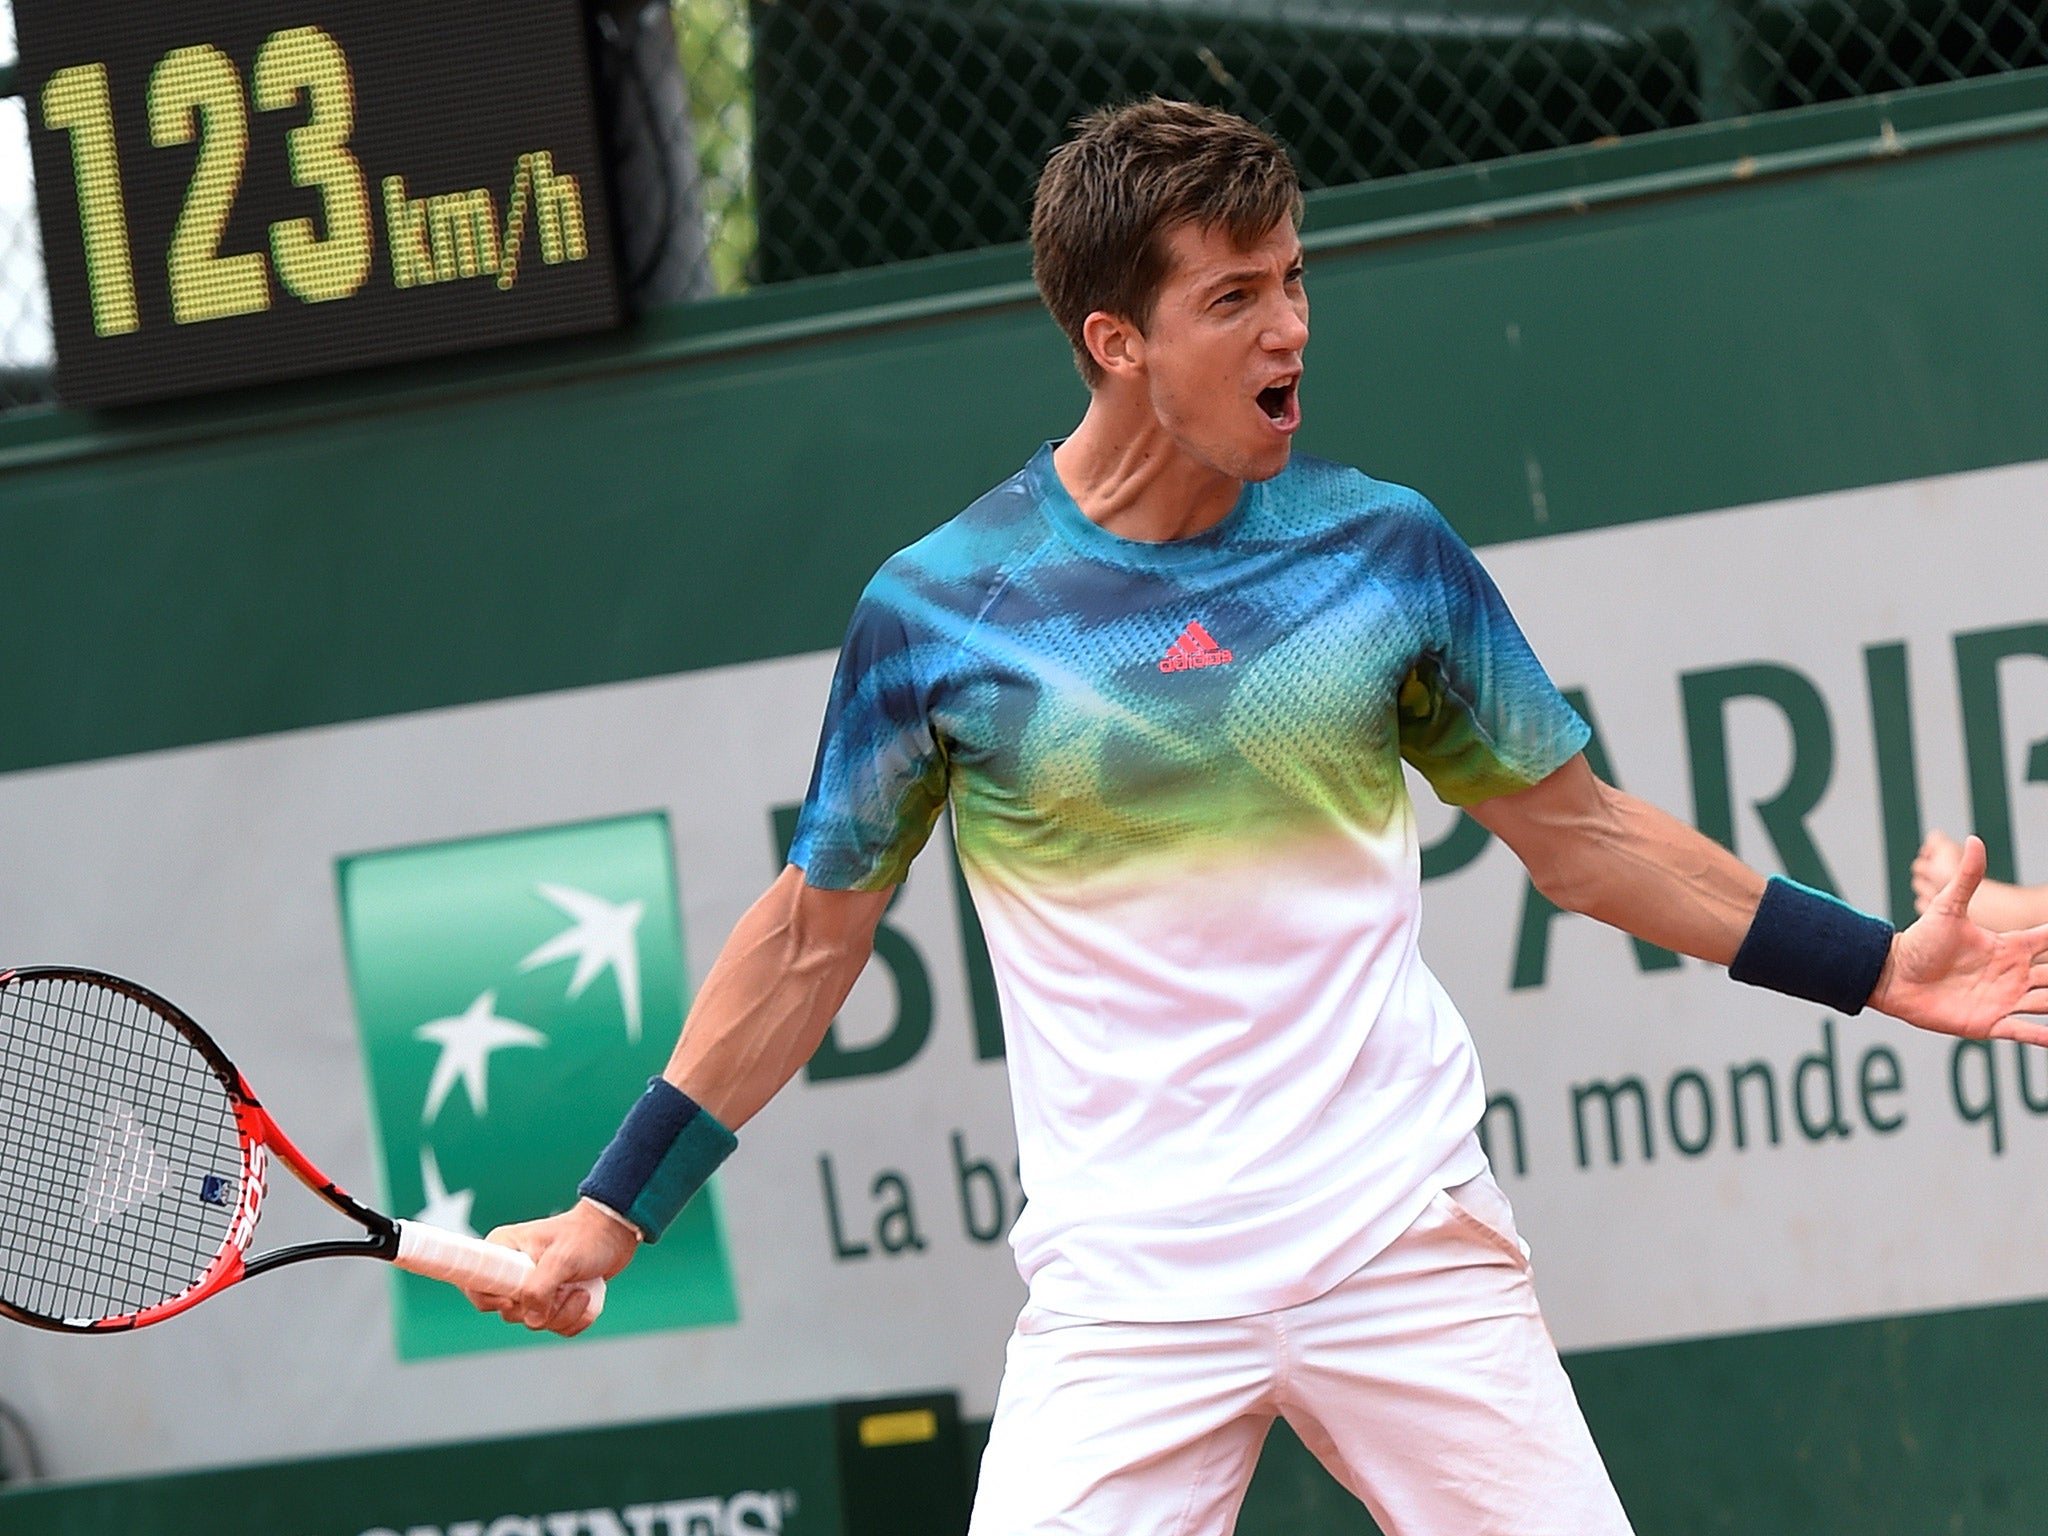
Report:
1201,258,1298,293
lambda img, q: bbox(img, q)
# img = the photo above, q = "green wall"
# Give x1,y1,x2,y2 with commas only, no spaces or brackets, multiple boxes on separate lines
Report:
10,68,2048,1534
7,73,2048,778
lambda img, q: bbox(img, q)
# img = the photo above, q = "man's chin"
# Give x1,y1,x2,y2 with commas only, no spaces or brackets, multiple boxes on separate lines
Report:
1237,440,1294,483
1171,425,1295,485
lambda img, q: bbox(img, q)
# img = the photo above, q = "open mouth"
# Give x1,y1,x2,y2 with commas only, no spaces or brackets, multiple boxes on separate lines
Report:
1257,379,1300,428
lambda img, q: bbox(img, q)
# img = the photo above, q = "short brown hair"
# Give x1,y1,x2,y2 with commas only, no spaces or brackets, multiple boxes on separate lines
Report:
1030,98,1302,385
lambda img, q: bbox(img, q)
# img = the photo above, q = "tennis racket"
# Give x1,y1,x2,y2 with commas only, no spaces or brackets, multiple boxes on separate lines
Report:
0,965,602,1333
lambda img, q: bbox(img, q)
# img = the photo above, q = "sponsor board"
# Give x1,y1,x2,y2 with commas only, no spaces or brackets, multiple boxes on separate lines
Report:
0,1396,968,1536
337,813,738,1357
4,460,2048,1475
355,1491,796,1536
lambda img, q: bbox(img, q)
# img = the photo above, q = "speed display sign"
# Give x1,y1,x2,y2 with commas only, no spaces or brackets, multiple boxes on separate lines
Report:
14,0,623,407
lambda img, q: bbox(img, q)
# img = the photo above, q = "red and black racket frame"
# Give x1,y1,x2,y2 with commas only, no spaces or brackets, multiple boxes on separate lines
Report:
0,966,403,1333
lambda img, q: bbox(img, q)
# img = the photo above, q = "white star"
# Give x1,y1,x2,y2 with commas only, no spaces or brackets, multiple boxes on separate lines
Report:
517,883,646,1042
411,1145,479,1237
414,991,546,1123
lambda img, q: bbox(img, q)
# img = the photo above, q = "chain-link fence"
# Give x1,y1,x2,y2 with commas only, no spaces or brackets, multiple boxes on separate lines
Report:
0,92,53,413
1,0,58,412
2,0,2046,409
739,0,2048,282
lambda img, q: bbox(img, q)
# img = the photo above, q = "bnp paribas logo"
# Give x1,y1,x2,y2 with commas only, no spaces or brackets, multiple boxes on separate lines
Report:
337,812,738,1360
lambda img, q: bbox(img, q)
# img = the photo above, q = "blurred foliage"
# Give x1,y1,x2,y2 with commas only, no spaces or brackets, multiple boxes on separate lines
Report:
673,0,758,291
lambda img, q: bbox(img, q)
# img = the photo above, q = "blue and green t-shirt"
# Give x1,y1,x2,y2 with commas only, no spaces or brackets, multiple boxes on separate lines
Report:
792,444,1588,1321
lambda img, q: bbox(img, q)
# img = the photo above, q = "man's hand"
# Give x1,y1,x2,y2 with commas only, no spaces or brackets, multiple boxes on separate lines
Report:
460,1199,639,1336
1872,834,2048,1044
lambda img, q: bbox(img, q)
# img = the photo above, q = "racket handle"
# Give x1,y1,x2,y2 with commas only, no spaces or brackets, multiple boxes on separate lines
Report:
392,1220,607,1322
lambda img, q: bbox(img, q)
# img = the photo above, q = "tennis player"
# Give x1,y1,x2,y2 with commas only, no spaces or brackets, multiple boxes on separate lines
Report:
470,100,2048,1535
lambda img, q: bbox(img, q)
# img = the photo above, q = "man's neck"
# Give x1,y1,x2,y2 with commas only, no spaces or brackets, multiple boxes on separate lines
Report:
1052,398,1244,543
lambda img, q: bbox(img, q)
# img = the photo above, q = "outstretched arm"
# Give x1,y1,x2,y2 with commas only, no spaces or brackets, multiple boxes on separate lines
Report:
468,865,892,1333
1466,755,1762,962
1470,755,2048,1043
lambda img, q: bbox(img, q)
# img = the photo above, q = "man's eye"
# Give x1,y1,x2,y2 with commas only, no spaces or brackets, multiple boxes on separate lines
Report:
1215,290,1245,307
1285,268,1305,286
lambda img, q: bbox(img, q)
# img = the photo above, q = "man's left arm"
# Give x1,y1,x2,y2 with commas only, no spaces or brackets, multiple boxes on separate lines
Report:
1469,754,2048,1043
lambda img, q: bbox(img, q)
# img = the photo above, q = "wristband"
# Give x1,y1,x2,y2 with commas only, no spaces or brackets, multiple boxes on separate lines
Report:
1728,875,1893,1015
579,1078,737,1242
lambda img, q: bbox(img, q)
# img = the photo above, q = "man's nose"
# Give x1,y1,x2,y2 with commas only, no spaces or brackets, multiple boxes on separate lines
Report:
1265,299,1309,352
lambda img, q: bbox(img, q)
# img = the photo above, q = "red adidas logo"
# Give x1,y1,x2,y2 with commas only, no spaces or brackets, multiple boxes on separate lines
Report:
1158,620,1233,673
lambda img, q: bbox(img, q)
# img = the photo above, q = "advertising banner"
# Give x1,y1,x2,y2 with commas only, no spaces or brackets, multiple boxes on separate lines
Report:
337,813,737,1358
0,1395,969,1536
4,458,2048,1480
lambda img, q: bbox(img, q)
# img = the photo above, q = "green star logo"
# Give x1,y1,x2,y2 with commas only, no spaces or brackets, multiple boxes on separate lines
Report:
337,812,738,1359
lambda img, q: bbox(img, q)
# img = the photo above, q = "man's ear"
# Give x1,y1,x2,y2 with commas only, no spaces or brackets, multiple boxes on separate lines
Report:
1081,310,1145,380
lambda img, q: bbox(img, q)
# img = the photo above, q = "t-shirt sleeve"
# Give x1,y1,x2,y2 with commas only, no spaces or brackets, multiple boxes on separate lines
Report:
786,584,950,891
1392,498,1590,806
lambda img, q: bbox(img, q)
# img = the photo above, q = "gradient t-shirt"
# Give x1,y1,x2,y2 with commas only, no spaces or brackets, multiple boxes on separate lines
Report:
790,445,1589,1321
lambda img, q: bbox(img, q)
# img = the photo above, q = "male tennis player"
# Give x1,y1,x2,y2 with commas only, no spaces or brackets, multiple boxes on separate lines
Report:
470,100,2048,1535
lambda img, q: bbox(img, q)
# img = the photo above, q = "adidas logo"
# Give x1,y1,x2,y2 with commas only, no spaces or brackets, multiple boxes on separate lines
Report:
1159,620,1233,673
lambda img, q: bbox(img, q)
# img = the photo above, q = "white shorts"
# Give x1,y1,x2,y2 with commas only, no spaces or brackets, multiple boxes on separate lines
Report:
969,1173,1634,1536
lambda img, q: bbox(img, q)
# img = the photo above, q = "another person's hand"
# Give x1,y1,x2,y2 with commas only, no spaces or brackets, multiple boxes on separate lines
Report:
461,1199,640,1336
1872,834,2048,1044
1912,829,1966,915
1911,827,2048,930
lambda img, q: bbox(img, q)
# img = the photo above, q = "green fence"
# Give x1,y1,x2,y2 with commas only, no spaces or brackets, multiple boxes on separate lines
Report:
743,0,2048,283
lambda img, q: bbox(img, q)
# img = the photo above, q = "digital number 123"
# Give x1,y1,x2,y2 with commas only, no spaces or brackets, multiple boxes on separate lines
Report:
42,26,374,337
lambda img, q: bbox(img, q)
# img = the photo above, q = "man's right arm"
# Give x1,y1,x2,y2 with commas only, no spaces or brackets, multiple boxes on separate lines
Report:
665,864,896,1130
467,864,892,1333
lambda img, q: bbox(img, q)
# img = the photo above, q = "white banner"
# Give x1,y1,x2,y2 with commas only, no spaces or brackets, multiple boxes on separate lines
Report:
6,457,2048,1480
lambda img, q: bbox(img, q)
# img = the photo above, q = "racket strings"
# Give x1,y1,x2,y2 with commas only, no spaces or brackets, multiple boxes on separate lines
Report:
0,976,243,1325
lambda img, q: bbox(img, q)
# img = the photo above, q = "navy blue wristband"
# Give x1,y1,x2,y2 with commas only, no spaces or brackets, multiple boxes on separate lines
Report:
579,1078,737,1241
1728,876,1893,1015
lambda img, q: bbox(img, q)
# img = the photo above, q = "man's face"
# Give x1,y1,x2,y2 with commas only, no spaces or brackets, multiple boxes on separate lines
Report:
1126,217,1308,483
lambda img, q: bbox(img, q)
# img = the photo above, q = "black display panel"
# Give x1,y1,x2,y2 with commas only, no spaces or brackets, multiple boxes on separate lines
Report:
14,0,623,407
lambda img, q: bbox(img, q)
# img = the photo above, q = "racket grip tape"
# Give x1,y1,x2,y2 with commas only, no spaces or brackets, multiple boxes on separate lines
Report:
392,1220,607,1322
